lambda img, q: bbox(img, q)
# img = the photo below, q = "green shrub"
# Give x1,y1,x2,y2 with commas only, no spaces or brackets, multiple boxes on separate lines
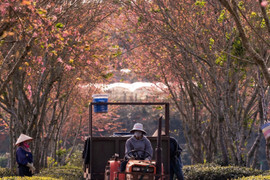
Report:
0,168,14,177
47,157,58,168
0,155,8,168
183,163,262,180
56,148,67,164
1,177,60,180
66,150,83,167
36,165,83,180
235,175,270,179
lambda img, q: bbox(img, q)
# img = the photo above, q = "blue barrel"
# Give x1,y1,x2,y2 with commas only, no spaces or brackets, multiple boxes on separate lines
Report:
92,94,108,113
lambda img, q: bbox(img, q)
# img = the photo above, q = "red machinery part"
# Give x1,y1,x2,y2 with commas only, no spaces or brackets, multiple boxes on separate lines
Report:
107,160,121,180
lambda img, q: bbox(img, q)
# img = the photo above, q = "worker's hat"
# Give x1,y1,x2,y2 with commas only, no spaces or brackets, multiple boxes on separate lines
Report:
152,129,165,137
15,134,33,146
130,123,146,134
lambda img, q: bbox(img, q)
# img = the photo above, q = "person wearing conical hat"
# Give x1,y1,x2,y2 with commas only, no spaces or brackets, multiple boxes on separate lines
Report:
15,134,35,177
120,123,153,172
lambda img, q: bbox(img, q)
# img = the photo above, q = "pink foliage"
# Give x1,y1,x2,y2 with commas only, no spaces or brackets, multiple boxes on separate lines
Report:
27,85,32,99
65,64,73,71
57,57,63,63
0,3,10,16
261,0,268,7
54,7,62,13
36,56,43,64
98,128,104,132
32,32,38,37
41,67,46,73
63,31,69,37
52,15,57,22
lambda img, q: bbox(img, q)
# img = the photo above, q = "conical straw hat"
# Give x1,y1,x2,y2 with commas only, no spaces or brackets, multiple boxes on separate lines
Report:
15,134,33,146
152,129,165,137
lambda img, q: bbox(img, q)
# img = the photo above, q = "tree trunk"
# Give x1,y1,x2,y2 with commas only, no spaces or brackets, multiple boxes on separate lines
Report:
62,116,82,165
247,132,261,167
219,118,229,165
251,146,259,169
266,138,270,167
9,116,15,172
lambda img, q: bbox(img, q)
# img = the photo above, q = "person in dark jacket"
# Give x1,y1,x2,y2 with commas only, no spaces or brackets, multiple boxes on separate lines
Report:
170,137,184,180
15,134,35,177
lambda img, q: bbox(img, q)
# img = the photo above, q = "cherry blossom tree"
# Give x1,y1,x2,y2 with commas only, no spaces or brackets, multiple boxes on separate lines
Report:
0,0,118,170
115,0,269,166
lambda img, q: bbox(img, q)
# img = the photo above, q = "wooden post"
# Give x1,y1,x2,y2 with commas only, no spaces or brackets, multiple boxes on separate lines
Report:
155,116,162,180
266,138,270,168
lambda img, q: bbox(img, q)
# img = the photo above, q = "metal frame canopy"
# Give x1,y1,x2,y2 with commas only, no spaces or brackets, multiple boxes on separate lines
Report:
89,102,170,137
87,102,170,179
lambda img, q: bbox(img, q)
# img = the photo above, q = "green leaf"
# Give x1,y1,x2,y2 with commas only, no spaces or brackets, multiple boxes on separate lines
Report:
250,11,257,18
194,0,206,7
215,53,227,66
112,49,122,57
112,44,119,49
137,16,142,25
209,38,214,50
218,9,226,23
102,72,114,79
55,23,64,28
0,40,5,47
37,9,47,15
155,106,163,110
232,37,244,56
261,19,266,28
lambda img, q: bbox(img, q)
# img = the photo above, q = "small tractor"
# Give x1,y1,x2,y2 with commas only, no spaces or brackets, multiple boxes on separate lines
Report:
83,102,170,180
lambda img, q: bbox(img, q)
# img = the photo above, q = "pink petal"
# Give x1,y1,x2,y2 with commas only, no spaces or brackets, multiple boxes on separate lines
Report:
32,32,38,37
261,1,268,7
65,65,72,71
27,85,32,98
57,57,63,63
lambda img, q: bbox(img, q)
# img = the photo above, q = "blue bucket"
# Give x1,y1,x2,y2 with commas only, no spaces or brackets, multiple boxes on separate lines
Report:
92,94,108,113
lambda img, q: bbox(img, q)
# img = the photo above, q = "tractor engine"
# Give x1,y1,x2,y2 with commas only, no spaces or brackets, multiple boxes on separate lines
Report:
104,155,158,180
125,160,156,180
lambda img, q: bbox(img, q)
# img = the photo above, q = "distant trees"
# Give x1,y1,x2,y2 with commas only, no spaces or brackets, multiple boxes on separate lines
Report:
1,0,270,172
218,0,270,85
217,0,270,168
117,0,270,167
0,0,117,171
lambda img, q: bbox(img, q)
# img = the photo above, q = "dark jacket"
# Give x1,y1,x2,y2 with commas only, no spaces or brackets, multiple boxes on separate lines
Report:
16,146,33,177
170,137,184,180
170,137,182,159
16,147,33,166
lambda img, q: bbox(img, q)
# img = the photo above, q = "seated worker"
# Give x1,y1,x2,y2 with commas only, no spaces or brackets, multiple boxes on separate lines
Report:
120,123,153,171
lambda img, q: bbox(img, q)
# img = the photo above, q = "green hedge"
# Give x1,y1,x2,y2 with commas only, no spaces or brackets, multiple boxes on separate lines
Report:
0,156,8,168
1,163,265,180
1,177,60,180
235,175,270,180
183,163,262,180
0,168,14,177
36,165,83,180
1,166,82,179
